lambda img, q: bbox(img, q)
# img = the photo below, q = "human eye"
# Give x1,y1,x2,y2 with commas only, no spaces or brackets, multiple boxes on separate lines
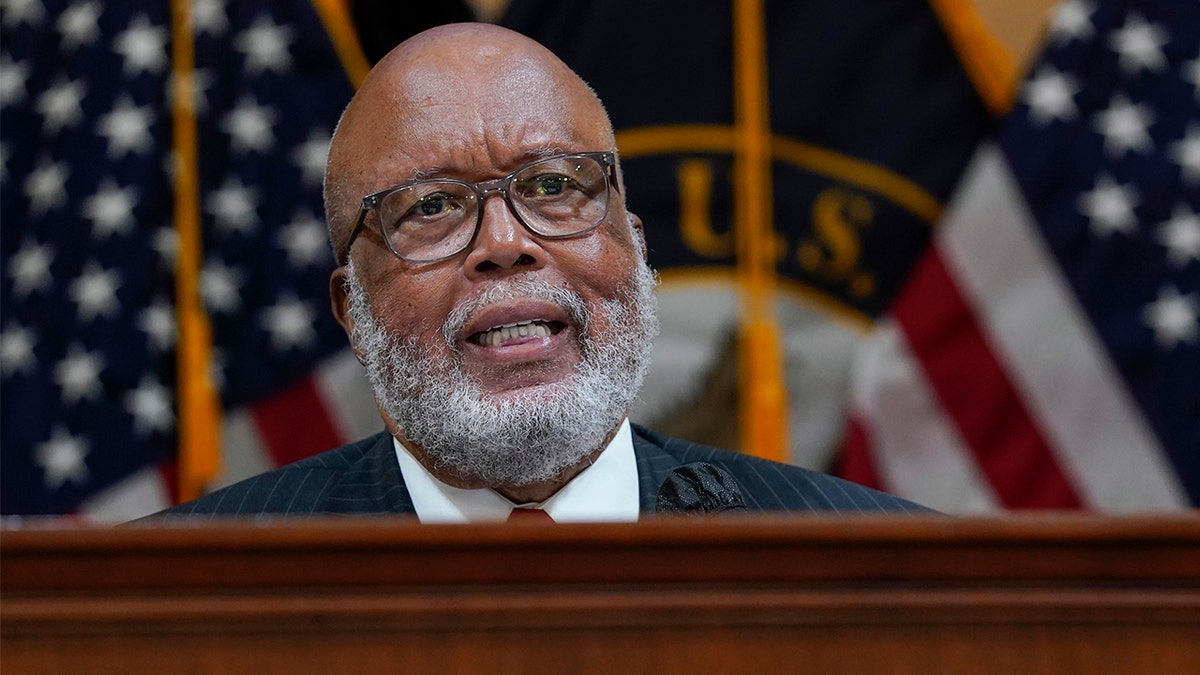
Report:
390,189,467,228
518,173,576,199
415,193,459,216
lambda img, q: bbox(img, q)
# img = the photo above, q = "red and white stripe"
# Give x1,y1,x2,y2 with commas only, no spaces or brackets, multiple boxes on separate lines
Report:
845,145,1188,513
82,351,378,521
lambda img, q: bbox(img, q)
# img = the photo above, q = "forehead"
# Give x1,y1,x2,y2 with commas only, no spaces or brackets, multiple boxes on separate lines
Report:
349,51,610,187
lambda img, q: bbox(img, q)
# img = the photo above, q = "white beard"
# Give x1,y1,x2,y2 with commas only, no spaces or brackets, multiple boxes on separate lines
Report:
344,260,660,487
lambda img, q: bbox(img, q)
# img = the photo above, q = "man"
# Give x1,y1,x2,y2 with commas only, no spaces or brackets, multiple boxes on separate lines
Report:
161,23,924,521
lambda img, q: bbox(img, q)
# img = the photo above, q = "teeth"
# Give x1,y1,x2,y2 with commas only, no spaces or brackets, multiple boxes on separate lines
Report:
476,320,553,346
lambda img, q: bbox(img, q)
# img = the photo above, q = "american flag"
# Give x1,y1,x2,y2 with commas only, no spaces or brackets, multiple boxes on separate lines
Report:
844,0,1199,511
0,0,369,517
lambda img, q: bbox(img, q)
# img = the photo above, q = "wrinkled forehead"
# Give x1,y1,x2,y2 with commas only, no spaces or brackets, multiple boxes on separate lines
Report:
401,57,601,153
332,41,612,190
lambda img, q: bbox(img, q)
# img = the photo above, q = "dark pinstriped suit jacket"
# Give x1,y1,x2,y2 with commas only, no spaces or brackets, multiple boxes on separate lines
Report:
157,424,928,518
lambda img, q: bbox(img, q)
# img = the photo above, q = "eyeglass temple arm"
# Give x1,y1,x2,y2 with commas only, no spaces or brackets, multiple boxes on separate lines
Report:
602,153,622,195
339,209,369,267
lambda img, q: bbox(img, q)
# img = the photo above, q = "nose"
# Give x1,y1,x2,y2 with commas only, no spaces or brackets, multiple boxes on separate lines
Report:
462,192,546,277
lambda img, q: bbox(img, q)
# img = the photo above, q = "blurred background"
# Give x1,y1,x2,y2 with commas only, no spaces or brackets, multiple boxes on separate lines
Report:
2,0,1195,519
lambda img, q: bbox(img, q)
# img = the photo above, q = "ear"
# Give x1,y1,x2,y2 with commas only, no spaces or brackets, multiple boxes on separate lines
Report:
329,266,366,365
628,212,649,263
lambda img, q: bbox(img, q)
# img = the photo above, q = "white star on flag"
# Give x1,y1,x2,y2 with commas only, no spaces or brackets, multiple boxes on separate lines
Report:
137,300,176,352
97,95,155,159
69,262,122,322
54,344,104,405
8,239,53,297
278,210,330,269
1078,174,1140,237
1023,66,1080,124
35,427,90,490
82,179,138,240
1142,286,1199,350
57,2,102,51
235,15,294,74
125,376,174,436
0,324,36,376
1169,124,1200,184
193,68,216,114
221,96,277,154
292,130,331,187
114,14,167,75
1092,94,1155,157
1184,58,1200,101
1,0,45,30
206,177,262,234
193,0,229,37
1050,0,1095,45
1156,205,1200,268
24,156,68,216
261,295,318,351
152,228,178,267
1108,13,1168,75
0,53,28,106
36,76,85,134
201,259,245,315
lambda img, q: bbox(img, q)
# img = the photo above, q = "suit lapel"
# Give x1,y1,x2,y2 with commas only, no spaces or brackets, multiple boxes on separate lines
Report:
369,432,418,513
325,431,417,515
632,424,684,511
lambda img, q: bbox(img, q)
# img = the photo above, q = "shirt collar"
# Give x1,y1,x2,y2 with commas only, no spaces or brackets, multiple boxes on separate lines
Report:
392,418,640,523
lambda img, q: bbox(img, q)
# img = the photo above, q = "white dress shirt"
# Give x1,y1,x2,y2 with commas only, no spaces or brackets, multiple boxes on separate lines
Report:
392,418,641,523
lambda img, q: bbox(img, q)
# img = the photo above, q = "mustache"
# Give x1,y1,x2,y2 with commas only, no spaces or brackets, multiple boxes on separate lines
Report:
442,277,590,349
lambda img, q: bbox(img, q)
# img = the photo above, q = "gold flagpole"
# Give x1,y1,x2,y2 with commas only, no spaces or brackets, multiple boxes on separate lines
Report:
311,0,371,88
732,0,789,461
927,0,1019,115
171,0,221,501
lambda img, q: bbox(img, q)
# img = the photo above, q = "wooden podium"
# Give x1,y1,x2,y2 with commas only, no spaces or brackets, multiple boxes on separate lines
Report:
3,515,1199,674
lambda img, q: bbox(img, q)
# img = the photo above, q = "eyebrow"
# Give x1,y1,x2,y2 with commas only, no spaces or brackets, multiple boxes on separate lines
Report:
410,166,442,180
407,147,563,182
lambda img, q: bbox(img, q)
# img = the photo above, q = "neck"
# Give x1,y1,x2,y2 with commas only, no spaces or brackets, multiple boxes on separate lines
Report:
491,445,606,504
390,421,621,504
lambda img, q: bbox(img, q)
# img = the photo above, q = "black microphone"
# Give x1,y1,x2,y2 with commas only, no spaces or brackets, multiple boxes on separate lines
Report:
655,462,747,515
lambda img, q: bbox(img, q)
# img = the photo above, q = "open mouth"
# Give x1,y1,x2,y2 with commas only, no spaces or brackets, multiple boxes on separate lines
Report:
469,319,567,347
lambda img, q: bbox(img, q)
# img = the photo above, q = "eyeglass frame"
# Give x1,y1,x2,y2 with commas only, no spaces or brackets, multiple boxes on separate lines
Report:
338,151,620,265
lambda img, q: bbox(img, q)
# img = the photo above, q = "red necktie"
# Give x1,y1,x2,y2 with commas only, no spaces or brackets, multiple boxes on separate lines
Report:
507,507,554,523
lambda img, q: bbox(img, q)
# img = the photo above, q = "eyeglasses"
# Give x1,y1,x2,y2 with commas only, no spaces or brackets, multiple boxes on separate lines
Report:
340,151,618,264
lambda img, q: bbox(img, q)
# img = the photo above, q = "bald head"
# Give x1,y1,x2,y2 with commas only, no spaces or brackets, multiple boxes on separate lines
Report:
324,23,617,264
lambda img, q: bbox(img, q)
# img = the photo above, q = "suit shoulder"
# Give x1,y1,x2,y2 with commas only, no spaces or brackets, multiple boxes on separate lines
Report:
633,424,931,514
149,433,389,520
